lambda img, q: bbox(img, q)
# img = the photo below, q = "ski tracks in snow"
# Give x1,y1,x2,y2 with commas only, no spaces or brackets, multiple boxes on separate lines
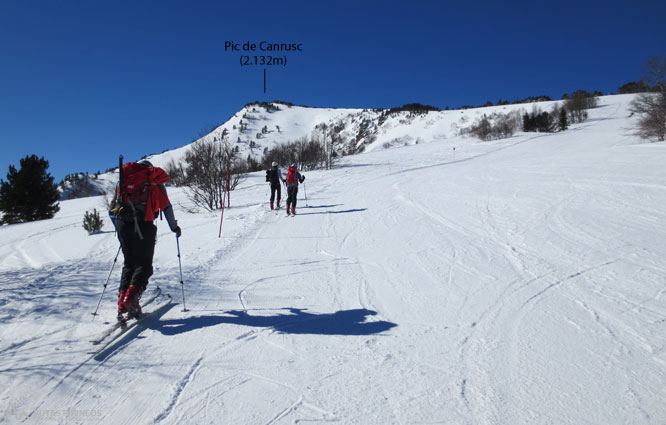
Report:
5,96,666,424
154,355,204,423
388,137,649,423
141,206,347,424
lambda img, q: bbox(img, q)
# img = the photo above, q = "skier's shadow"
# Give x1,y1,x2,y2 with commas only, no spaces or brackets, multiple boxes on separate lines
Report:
297,208,367,216
151,308,396,336
303,204,343,209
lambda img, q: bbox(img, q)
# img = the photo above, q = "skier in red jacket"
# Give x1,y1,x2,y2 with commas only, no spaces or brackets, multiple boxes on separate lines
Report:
284,164,305,216
111,160,181,320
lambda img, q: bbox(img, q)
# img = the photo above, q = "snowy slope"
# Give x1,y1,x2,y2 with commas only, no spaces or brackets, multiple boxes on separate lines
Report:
1,94,666,424
138,99,565,170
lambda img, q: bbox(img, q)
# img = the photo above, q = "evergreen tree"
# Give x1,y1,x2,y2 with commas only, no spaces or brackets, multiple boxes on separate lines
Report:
0,155,60,224
535,112,554,132
559,108,569,131
523,111,555,133
618,81,651,94
82,208,103,235
523,113,533,132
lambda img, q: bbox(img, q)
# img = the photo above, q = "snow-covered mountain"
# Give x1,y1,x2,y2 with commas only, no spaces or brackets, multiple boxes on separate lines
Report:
140,98,565,170
1,94,666,424
65,98,564,198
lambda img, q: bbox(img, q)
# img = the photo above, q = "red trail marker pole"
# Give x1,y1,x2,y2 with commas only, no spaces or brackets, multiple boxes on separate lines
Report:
218,163,231,238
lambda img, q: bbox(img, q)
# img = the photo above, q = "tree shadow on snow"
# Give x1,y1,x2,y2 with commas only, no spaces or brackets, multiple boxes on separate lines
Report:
152,308,396,336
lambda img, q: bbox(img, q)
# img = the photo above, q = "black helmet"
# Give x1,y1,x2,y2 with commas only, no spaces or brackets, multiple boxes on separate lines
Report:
139,160,153,167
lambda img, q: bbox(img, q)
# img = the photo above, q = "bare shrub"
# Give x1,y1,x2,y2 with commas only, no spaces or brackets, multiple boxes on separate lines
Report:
262,135,329,171
183,136,246,211
565,90,598,123
630,55,666,142
163,160,187,187
463,111,521,141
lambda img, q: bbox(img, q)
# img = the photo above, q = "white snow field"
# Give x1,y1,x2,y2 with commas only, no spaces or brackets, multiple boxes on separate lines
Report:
1,95,665,424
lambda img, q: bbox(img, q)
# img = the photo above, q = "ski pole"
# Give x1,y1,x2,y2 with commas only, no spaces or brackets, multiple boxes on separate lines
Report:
91,245,122,320
176,235,188,312
303,182,308,207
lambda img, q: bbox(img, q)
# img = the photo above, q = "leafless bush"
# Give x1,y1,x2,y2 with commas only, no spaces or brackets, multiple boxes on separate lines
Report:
163,160,187,187
630,92,666,141
463,111,521,141
183,137,246,211
630,55,666,142
262,134,330,171
493,111,522,138
565,90,598,123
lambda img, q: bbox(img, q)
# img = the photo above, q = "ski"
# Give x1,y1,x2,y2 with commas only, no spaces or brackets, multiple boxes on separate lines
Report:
89,286,163,345
88,294,172,356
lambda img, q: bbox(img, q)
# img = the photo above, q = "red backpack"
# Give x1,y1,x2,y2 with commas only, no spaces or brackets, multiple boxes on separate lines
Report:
286,166,298,185
115,162,170,222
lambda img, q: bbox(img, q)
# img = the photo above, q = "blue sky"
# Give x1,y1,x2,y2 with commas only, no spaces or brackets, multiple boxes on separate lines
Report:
1,0,664,181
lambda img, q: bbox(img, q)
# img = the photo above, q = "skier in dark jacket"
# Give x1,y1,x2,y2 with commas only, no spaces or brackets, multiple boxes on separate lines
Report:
111,160,181,320
285,163,305,215
265,161,285,210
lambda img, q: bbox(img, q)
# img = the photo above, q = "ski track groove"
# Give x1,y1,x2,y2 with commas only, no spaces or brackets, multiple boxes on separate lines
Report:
0,326,70,357
393,178,522,424
4,261,148,423
447,112,638,422
455,185,566,423
182,206,274,311
154,355,204,423
264,396,303,425
226,207,297,311
21,356,104,423
521,260,616,309
570,297,661,419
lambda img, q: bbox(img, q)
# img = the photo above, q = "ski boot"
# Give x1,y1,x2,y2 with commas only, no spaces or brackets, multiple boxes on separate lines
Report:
117,289,128,325
117,289,127,313
121,285,143,319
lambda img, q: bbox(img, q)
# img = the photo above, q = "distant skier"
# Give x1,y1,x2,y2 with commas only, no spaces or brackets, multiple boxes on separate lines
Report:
265,161,285,210
285,163,305,216
111,159,181,321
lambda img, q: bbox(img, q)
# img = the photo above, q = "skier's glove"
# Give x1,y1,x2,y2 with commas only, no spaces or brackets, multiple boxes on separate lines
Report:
300,176,305,183
172,226,182,238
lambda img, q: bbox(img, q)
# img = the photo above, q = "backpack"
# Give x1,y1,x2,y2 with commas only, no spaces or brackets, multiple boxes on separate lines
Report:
266,168,279,184
286,166,298,185
115,162,170,222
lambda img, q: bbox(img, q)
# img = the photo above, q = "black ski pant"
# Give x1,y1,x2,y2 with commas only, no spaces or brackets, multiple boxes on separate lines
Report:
270,182,281,204
116,219,157,294
286,186,299,209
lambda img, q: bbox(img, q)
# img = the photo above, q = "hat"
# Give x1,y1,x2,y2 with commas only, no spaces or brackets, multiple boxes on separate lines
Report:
272,161,278,167
139,160,153,167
